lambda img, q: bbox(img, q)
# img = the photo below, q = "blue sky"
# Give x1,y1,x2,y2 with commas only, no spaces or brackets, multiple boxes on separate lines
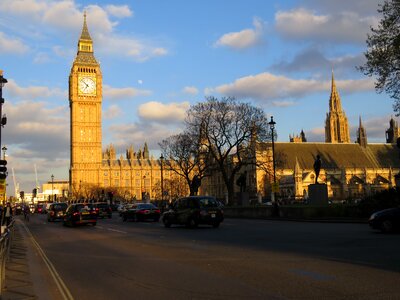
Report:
0,0,394,192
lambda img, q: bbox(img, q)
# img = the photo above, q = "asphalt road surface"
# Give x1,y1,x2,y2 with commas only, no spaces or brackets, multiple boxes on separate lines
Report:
24,212,400,300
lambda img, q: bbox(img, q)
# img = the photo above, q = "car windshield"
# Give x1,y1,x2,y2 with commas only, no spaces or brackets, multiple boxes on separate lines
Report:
137,204,156,209
76,204,94,212
53,203,67,210
96,203,109,208
199,198,219,208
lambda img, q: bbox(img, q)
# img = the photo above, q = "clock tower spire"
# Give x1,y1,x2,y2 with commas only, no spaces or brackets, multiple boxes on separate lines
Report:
69,12,103,194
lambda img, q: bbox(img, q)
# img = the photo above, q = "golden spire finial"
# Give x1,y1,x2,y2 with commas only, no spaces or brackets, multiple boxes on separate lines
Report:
80,11,92,41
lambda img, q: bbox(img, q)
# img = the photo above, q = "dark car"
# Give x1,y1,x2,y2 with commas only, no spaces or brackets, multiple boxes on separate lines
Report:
162,196,224,228
35,204,45,214
369,207,400,233
121,203,161,222
47,202,68,222
93,202,112,219
63,203,97,227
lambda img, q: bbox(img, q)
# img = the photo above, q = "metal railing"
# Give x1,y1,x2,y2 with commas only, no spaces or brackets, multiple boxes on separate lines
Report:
0,220,14,296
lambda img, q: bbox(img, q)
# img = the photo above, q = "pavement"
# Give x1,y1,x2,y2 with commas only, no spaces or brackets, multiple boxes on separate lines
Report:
1,217,65,300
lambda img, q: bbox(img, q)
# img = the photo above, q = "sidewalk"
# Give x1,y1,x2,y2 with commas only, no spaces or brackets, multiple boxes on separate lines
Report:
2,218,64,300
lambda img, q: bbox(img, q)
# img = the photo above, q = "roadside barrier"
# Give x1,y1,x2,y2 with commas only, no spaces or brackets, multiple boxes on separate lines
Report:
0,220,14,296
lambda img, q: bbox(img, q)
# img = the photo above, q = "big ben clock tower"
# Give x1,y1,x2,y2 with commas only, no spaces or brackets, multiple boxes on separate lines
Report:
69,13,102,193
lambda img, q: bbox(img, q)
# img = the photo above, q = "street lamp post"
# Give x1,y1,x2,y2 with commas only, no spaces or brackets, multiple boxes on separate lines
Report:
1,146,6,160
51,174,54,202
160,154,164,203
0,71,7,151
268,116,277,205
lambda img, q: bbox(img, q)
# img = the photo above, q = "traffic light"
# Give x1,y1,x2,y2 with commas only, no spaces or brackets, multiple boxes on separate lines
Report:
0,159,7,180
20,191,24,199
32,188,37,198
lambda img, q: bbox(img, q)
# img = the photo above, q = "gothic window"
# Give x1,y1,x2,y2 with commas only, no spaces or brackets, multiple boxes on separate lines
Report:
104,171,108,176
125,180,129,187
104,180,109,187
80,129,85,141
114,179,119,186
136,171,140,176
115,171,119,177
91,150,94,162
144,179,150,186
135,179,140,186
88,129,92,142
80,108,84,121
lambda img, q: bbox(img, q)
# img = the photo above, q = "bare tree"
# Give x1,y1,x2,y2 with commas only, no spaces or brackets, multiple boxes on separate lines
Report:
185,96,271,204
159,131,210,196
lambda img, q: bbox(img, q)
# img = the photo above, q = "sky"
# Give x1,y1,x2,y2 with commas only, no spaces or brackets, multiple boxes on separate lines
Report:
0,0,395,193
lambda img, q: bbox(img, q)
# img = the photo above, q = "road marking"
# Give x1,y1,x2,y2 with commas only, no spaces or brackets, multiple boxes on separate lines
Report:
19,220,74,300
107,228,127,234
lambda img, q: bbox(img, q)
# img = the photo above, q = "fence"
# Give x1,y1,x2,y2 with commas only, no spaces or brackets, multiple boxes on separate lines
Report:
0,220,14,297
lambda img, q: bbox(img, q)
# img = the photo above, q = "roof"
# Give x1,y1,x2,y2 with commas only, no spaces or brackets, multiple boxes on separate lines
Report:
271,142,400,170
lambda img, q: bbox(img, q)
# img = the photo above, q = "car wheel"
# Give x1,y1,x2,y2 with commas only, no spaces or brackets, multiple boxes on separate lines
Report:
163,217,171,228
381,220,393,233
187,218,198,228
212,222,220,228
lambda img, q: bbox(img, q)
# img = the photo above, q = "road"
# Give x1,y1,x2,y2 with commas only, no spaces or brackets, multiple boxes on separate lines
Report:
23,212,400,300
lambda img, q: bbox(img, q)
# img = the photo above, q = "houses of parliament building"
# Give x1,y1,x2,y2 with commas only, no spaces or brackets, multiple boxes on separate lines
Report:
70,14,400,202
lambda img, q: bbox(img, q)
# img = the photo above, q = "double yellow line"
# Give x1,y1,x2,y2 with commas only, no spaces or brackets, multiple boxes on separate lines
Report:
19,220,74,300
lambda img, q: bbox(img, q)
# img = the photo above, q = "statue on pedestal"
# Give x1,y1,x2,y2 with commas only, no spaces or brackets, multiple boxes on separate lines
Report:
313,155,321,184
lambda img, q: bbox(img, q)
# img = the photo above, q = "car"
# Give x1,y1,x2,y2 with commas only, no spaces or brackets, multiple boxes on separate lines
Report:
118,203,135,216
35,204,45,214
162,196,224,228
93,202,112,219
63,203,98,227
369,207,400,233
121,203,161,222
47,202,68,222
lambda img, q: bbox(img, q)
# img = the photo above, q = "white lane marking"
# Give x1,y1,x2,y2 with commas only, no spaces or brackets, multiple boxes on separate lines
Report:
19,220,74,300
107,228,127,234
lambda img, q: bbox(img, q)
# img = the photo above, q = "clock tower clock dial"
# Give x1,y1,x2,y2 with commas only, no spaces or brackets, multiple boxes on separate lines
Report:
78,77,96,95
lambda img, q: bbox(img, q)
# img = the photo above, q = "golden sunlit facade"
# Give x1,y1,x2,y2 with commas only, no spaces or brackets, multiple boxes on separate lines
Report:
69,15,186,201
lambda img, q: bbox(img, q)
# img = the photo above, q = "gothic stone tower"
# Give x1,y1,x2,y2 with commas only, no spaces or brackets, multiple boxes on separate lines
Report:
325,71,350,143
69,13,102,192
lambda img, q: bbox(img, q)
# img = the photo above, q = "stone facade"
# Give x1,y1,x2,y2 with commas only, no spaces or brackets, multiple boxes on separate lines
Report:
69,15,184,201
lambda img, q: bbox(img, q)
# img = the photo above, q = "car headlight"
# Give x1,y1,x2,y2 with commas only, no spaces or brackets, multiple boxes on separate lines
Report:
369,212,378,221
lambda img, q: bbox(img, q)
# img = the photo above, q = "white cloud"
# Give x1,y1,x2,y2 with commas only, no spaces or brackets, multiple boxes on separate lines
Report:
103,85,152,100
0,0,168,62
138,101,190,123
5,79,65,100
215,18,264,49
0,32,29,54
104,105,122,119
105,5,133,18
272,100,296,107
215,72,374,102
182,86,199,95
0,0,46,16
275,8,379,43
33,52,50,64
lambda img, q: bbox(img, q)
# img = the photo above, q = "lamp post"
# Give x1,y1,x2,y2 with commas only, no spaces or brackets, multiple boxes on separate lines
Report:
51,174,54,202
2,146,6,160
0,70,7,151
268,116,277,204
160,154,164,203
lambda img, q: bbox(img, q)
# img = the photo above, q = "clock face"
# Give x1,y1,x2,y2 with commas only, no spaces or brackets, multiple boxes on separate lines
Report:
78,77,96,94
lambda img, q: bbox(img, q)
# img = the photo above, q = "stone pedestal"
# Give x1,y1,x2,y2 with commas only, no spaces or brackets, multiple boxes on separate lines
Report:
237,192,249,206
308,184,328,206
